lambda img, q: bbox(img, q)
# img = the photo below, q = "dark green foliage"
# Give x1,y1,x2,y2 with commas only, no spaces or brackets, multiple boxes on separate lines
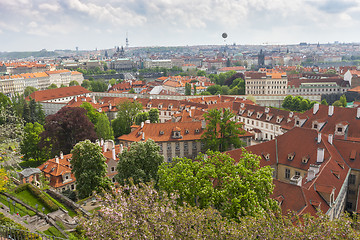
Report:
201,108,245,152
95,114,114,140
149,108,159,123
185,82,191,95
90,81,108,92
69,80,79,86
81,80,91,89
112,100,142,137
47,84,57,89
14,183,59,212
71,140,110,199
116,139,164,185
80,102,101,125
23,86,37,97
282,95,317,112
135,112,149,125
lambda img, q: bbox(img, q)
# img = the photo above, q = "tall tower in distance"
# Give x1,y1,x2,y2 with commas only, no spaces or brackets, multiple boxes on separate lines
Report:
126,32,129,48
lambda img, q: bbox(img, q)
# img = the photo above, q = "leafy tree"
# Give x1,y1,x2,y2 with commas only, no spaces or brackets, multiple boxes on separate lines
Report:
95,114,114,140
112,100,142,137
80,102,101,125
90,81,108,92
135,112,149,125
0,105,24,140
221,85,230,95
282,95,293,109
79,182,243,239
20,122,51,162
109,78,116,86
47,84,57,89
185,82,191,95
81,80,91,90
116,139,164,185
128,88,135,93
71,139,110,199
340,94,347,107
158,150,277,219
332,100,343,107
0,93,10,109
300,99,310,111
24,86,37,97
321,99,328,105
201,108,245,152
149,108,159,123
193,84,197,95
69,80,79,86
197,70,206,76
207,85,222,95
40,107,97,156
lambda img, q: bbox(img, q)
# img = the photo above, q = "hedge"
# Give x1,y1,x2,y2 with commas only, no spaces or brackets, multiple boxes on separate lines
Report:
14,183,58,212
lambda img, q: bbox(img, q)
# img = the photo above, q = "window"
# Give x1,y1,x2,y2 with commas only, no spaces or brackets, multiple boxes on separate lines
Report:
337,127,343,132
112,178,116,183
285,168,290,179
348,190,356,195
184,142,188,150
167,143,171,150
71,184,75,190
175,143,180,150
193,143,197,150
167,157,172,162
346,202,353,210
65,175,69,180
159,144,163,151
295,171,300,176
349,174,356,185
111,167,115,172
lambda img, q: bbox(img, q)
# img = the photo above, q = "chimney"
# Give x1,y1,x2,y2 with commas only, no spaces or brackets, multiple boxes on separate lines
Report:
328,134,333,145
141,132,145,140
109,103,112,111
357,108,360,119
189,110,192,118
290,175,302,186
92,96,96,104
201,120,206,129
306,164,320,182
100,138,104,146
112,147,116,160
328,105,334,116
145,120,150,124
60,151,64,159
313,103,319,115
74,96,77,102
120,144,123,154
317,148,324,163
317,132,321,144
55,156,59,164
141,122,144,128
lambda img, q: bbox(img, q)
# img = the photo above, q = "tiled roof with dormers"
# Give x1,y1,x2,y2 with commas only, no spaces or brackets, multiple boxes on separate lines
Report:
118,121,253,143
282,105,360,142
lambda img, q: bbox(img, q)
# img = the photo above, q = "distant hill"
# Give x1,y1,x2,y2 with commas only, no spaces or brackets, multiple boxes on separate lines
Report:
0,49,58,60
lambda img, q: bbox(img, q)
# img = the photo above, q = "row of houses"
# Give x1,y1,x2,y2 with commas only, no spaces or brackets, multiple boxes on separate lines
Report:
0,69,84,96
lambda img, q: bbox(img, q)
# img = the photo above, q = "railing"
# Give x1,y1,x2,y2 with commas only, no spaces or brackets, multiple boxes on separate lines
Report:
0,225,66,240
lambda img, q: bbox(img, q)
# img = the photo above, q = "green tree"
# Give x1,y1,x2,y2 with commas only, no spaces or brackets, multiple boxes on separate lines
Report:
71,139,110,199
221,85,230,95
0,93,10,109
158,150,277,219
80,102,101,125
197,70,206,76
185,82,191,95
340,94,347,107
201,108,245,152
116,139,164,185
112,100,142,137
128,88,135,93
207,85,222,95
193,84,197,95
135,112,149,125
109,78,116,86
20,122,51,162
24,86,37,97
321,99,328,105
149,108,159,123
81,80,91,90
47,84,57,89
282,95,293,109
299,99,310,111
95,114,114,140
90,81,108,92
69,80,79,86
332,100,343,107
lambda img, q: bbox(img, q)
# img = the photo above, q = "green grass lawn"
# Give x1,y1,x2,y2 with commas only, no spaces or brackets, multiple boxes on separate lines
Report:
43,226,65,238
0,194,36,217
13,189,52,214
42,192,77,218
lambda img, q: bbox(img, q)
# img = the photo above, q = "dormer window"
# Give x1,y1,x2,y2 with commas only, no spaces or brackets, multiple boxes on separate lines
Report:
266,114,272,121
289,112,294,118
172,127,182,139
313,123,318,130
240,103,245,108
265,107,270,113
185,129,189,134
158,104,162,109
168,105,173,110
159,130,164,135
239,109,245,115
276,116,283,123
262,153,270,160
337,127,343,132
147,103,152,108
195,128,200,133
256,112,263,119
287,152,295,161
302,155,310,164
296,120,300,125
247,110,254,117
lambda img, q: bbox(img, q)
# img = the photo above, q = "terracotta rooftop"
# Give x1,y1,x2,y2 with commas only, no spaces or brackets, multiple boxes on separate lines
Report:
27,86,92,102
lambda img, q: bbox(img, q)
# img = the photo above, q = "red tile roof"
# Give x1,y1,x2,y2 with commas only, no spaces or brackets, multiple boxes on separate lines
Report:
27,86,92,102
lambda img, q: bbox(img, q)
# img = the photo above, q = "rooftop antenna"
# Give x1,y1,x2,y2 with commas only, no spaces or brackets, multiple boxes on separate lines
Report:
126,32,129,48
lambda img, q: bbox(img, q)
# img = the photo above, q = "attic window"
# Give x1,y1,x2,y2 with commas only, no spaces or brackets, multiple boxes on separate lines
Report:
168,105,173,110
50,167,56,172
262,153,270,160
240,103,245,108
350,150,357,161
43,165,48,170
159,130,164,135
295,120,300,126
158,104,162,109
239,109,245,115
256,112,262,119
185,129,189,134
265,107,270,113
331,170,340,179
195,128,200,133
289,112,294,118
287,152,295,161
247,110,253,117
337,127,343,132
313,123,318,130
147,104,152,108
172,131,182,139
276,116,283,123
266,114,272,121
302,155,310,164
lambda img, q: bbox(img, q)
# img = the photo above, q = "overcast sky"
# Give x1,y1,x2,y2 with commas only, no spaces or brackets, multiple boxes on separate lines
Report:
1,0,360,52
